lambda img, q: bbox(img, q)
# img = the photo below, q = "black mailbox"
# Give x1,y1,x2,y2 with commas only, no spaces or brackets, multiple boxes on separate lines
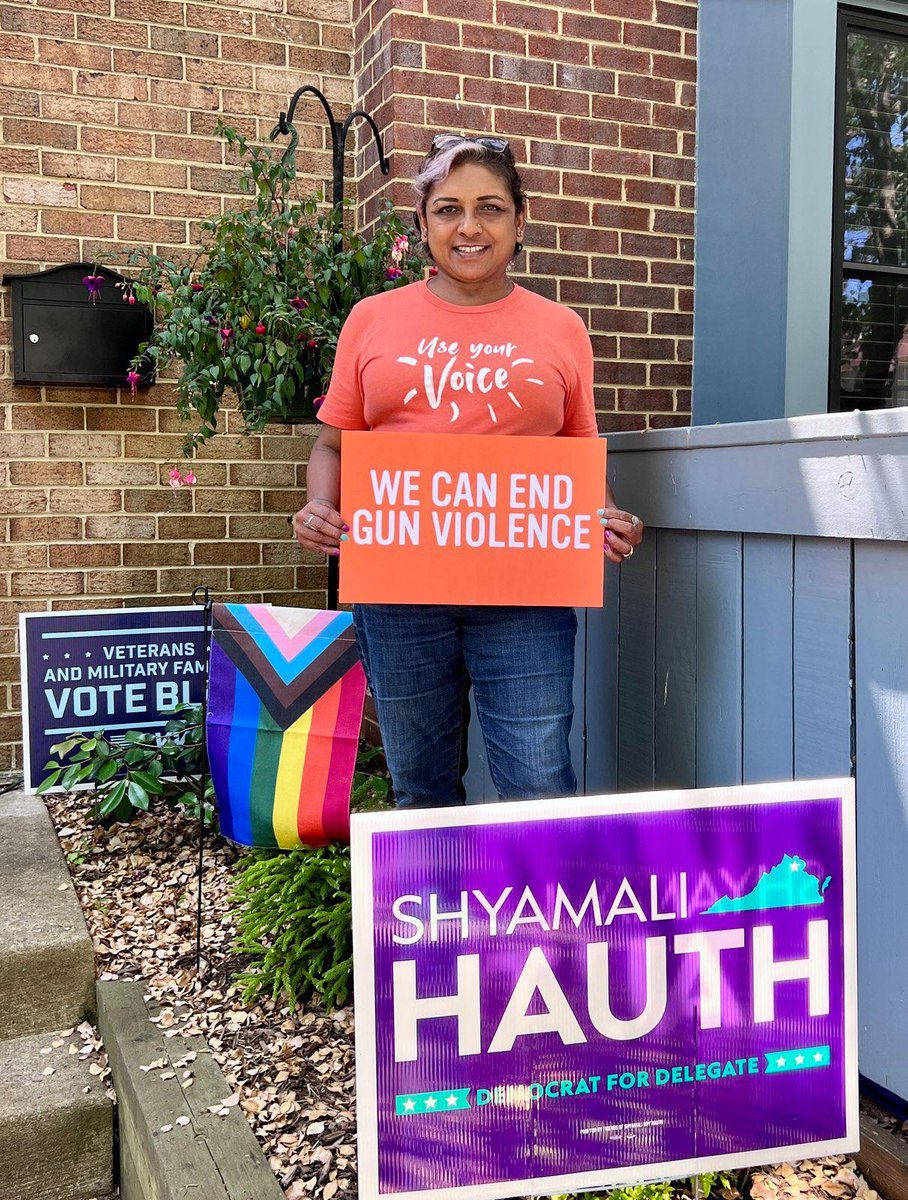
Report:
2,262,154,387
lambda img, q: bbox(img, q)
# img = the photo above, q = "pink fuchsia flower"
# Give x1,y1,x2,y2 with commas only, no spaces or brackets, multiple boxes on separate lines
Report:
191,282,204,293
82,274,104,303
290,296,308,311
312,395,326,409
428,266,438,276
255,322,266,335
390,234,409,265
220,327,233,347
307,338,318,349
385,267,403,280
126,370,141,398
169,467,197,489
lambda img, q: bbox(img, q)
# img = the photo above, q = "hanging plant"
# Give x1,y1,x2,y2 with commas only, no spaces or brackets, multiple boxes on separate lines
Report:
125,121,424,454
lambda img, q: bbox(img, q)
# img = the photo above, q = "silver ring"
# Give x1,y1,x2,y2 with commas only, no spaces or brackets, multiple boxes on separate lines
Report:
304,515,317,529
631,514,641,528
624,545,635,558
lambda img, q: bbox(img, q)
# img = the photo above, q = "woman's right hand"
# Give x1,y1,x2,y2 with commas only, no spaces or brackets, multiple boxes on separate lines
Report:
293,499,348,556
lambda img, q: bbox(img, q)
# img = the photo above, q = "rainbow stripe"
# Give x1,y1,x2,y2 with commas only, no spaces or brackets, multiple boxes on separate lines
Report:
206,605,367,848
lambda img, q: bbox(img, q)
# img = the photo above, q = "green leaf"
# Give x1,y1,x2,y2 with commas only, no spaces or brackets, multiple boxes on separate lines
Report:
96,758,119,783
36,769,62,794
127,780,150,811
131,770,164,795
98,780,128,817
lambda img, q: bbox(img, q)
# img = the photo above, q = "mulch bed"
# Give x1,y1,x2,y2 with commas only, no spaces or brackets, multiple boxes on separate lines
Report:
43,790,886,1200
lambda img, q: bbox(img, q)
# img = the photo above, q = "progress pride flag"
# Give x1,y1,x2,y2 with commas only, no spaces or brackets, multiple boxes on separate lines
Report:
352,780,858,1200
339,432,607,606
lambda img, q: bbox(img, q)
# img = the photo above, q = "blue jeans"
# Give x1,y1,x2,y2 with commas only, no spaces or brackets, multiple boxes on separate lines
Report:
352,604,577,808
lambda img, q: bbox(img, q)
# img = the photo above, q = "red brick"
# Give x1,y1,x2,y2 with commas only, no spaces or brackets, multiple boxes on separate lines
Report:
42,96,116,124
84,515,154,540
0,31,38,59
654,102,696,131
0,545,48,569
51,544,121,567
123,542,190,567
9,516,81,542
0,148,39,173
497,2,557,32
153,133,221,163
11,460,82,487
619,283,677,307
653,152,695,182
494,108,557,140
559,227,620,254
158,515,226,539
623,21,681,53
0,86,40,116
2,7,75,35
461,77,526,109
222,35,286,65
11,572,84,597
428,0,491,17
559,116,620,147
650,362,692,386
562,13,621,41
592,44,651,73
590,255,648,281
149,80,219,110
591,94,652,124
12,405,84,431
3,61,72,92
652,264,693,289
462,22,524,54
618,73,676,103
591,147,652,176
492,54,553,86
120,158,186,188
624,178,676,205
656,0,697,28
562,170,622,201
556,63,615,94
649,413,690,430
77,70,148,100
81,185,151,213
652,52,697,82
38,38,112,70
593,0,654,14
559,279,618,307
530,140,590,170
4,490,48,515
528,85,589,118
531,196,591,225
651,313,693,336
621,124,678,154
653,209,694,234
527,34,589,65
5,117,76,149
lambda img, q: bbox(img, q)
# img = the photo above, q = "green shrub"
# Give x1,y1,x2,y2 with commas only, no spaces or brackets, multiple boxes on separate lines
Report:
39,703,215,826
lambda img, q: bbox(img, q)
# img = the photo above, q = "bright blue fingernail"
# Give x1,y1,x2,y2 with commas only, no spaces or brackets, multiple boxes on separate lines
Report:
596,508,605,515
340,533,349,542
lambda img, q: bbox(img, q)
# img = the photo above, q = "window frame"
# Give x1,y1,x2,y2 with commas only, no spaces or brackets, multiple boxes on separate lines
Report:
829,5,908,412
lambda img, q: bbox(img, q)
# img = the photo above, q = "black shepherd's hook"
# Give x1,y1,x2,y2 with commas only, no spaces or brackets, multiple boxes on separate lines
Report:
191,584,212,974
270,84,390,209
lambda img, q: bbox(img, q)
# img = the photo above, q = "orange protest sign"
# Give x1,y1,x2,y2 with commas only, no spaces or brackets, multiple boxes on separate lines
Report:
339,432,607,606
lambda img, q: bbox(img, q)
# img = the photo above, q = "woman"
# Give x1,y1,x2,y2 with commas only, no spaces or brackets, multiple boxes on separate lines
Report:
293,134,644,808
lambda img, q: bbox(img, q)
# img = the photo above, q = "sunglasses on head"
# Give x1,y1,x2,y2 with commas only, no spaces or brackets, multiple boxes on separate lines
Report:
428,133,512,157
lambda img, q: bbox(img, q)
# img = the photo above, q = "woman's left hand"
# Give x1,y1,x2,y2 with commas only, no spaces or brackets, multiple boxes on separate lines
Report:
598,507,644,564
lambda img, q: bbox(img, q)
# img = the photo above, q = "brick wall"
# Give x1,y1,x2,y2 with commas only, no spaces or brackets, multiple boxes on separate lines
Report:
354,0,697,434
0,0,353,768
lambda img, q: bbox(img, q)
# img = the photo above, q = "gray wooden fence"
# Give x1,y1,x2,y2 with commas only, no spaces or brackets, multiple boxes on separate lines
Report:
466,408,908,1104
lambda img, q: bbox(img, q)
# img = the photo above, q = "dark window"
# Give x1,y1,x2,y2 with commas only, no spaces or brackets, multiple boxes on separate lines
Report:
832,9,908,411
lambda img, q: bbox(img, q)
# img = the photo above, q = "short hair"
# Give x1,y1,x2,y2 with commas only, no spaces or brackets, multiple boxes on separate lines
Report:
413,139,528,228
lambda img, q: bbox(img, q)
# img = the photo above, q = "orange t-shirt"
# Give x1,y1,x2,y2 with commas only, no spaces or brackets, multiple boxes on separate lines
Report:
317,279,598,437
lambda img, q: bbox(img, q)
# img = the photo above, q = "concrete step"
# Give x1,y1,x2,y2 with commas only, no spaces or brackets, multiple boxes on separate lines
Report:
0,1028,114,1200
0,789,96,1040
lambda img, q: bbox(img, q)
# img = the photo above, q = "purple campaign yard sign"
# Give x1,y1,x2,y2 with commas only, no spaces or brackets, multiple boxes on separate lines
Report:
20,606,206,792
352,780,858,1200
